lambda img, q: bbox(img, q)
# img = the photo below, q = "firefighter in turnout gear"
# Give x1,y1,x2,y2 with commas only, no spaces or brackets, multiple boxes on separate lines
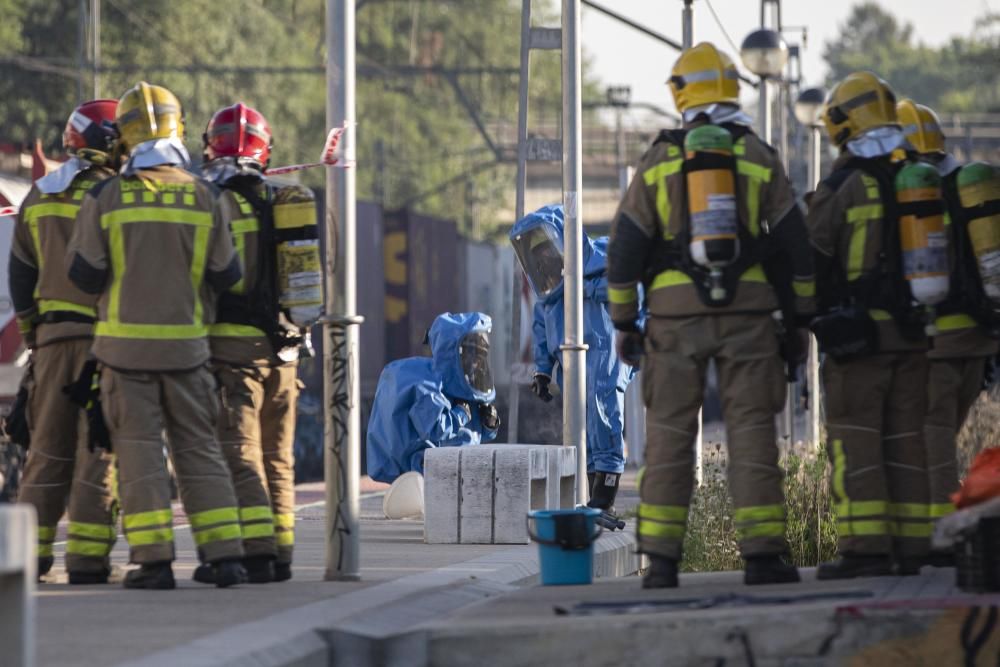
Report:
806,74,936,579
194,103,322,584
607,42,816,588
9,100,119,583
898,99,1000,547
67,82,246,590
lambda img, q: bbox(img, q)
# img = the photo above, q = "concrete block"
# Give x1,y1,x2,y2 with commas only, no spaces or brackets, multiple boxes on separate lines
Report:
458,447,495,544
0,504,36,667
424,445,577,545
424,447,461,544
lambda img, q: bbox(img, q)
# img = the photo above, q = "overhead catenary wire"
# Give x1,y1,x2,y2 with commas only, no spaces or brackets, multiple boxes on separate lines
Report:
704,0,742,54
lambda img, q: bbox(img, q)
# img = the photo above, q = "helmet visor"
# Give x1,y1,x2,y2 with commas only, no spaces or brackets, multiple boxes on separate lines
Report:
512,225,564,297
459,332,493,394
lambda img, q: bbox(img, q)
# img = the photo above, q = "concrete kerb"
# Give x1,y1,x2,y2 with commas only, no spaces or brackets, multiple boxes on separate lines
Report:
118,524,640,667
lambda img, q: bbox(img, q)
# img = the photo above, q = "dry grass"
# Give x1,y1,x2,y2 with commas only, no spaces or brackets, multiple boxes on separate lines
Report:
957,385,1000,476
680,442,838,572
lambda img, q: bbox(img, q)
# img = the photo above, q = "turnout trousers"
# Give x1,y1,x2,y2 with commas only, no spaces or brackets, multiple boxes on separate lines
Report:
823,352,932,558
637,314,789,560
18,338,117,573
924,356,988,521
100,366,243,564
214,362,299,563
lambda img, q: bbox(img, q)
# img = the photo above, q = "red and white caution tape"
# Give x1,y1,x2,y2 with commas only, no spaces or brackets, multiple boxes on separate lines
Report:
0,206,18,217
266,123,355,175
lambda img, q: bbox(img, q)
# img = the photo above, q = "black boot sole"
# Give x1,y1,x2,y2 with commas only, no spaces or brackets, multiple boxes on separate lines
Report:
816,564,892,580
744,570,801,585
68,571,110,585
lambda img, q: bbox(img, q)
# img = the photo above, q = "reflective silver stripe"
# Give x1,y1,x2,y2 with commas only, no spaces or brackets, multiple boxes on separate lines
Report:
680,68,739,85
69,111,92,132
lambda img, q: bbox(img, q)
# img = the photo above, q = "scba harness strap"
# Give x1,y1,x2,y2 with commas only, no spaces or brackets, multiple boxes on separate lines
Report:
643,123,779,308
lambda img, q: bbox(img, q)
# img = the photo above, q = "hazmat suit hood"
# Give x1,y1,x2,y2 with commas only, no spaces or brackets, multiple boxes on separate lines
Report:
510,204,604,305
428,311,496,404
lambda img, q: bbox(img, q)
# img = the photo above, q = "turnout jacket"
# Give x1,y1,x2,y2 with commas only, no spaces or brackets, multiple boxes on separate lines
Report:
806,153,929,353
67,165,241,371
607,120,814,329
10,165,114,347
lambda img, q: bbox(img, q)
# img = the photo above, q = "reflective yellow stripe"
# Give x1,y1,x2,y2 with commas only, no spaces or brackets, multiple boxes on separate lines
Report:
189,507,240,529
127,527,175,546
929,503,955,518
638,522,685,539
274,513,295,528
836,519,890,536
936,314,977,331
636,466,646,492
68,521,116,540
124,509,173,530
793,280,816,297
66,539,112,557
38,299,96,317
276,531,295,546
240,506,274,522
17,318,33,335
233,193,254,216
229,215,259,296
232,231,247,294
739,522,785,538
643,160,683,233
835,500,889,517
733,504,785,523
649,264,767,291
209,323,267,337
96,322,207,339
37,526,57,540
25,203,82,271
242,524,276,539
736,160,772,183
846,206,880,281
107,216,125,326
193,524,243,546
608,286,638,305
893,522,933,538
37,544,54,557
638,504,688,522
737,158,770,237
274,202,315,229
870,309,892,321
230,217,259,234
190,225,209,326
890,503,928,519
832,439,847,503
100,207,212,229
742,264,767,282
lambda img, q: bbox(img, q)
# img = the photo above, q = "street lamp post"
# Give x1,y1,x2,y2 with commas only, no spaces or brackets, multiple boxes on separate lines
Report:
794,86,826,449
740,28,788,145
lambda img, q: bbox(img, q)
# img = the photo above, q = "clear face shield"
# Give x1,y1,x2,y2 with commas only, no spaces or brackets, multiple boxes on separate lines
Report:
459,332,494,395
511,225,564,298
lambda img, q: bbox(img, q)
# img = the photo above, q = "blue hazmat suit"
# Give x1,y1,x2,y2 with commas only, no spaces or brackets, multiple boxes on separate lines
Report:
366,312,498,483
510,204,635,474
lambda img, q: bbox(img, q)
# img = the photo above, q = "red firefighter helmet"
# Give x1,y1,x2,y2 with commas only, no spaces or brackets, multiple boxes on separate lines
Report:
63,99,118,161
203,103,272,169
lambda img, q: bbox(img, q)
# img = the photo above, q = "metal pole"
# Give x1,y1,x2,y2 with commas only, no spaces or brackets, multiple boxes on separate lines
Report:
682,0,693,49
91,0,100,98
508,0,532,445
562,0,588,505
324,0,361,581
759,77,771,144
77,0,86,103
808,124,822,447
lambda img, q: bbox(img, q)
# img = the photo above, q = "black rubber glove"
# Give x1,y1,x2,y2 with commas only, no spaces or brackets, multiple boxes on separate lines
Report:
453,400,472,421
615,331,645,368
531,373,554,403
479,403,500,431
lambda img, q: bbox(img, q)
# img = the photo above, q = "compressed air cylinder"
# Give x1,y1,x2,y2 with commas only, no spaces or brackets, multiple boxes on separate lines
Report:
684,125,740,301
957,162,1000,303
273,187,322,326
896,161,949,308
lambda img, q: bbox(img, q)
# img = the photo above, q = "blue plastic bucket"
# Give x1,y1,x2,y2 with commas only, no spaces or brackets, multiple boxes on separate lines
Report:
527,508,602,586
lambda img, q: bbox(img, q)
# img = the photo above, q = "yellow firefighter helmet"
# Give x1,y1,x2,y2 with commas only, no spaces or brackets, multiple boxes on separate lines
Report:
897,99,946,155
668,42,740,113
115,81,185,152
822,71,898,149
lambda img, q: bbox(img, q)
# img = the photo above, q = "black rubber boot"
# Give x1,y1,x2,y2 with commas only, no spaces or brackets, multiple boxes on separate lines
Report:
212,559,246,588
926,551,956,568
124,562,176,590
587,472,621,512
744,555,801,585
243,556,275,584
37,556,53,580
68,569,110,585
817,554,892,580
192,564,215,584
895,556,927,576
274,562,293,582
642,556,678,589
